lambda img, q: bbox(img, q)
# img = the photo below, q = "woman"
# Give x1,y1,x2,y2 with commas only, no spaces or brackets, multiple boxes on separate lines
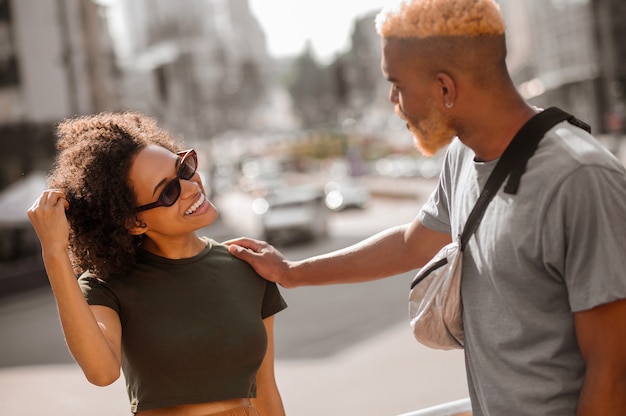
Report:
27,111,287,416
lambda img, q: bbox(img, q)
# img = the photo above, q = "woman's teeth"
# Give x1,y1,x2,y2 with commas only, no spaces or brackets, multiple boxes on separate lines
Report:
185,194,205,215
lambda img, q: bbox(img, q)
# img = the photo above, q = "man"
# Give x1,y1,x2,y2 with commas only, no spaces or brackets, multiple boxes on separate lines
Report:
227,0,626,414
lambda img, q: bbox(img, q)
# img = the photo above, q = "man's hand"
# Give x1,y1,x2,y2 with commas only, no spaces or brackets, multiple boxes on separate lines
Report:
224,237,293,287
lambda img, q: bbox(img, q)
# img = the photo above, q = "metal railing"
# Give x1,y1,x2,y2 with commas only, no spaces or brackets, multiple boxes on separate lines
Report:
397,398,471,416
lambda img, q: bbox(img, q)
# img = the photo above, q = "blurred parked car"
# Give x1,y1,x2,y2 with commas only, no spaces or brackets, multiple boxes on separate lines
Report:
323,178,370,211
375,155,420,178
252,185,328,245
239,157,289,196
374,152,444,179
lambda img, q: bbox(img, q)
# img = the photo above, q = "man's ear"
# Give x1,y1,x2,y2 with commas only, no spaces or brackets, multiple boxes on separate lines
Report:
436,72,456,109
127,217,148,236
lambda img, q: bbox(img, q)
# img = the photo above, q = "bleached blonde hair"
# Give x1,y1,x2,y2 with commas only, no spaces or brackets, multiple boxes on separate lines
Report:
375,0,505,38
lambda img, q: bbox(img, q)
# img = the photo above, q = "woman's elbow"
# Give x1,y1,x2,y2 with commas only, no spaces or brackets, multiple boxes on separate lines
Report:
84,366,120,386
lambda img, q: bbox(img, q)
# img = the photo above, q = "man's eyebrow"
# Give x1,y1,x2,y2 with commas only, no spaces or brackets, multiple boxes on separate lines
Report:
385,75,399,84
151,157,182,197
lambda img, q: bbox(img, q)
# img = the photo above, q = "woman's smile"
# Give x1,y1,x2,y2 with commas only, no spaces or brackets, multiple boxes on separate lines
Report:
184,193,209,215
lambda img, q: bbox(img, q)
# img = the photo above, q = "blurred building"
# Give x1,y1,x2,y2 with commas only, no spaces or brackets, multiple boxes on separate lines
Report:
103,0,273,142
501,0,626,136
0,0,282,187
1,0,117,123
0,0,118,185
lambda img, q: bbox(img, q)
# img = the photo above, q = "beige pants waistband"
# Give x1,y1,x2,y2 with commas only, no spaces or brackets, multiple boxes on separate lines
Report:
208,405,258,416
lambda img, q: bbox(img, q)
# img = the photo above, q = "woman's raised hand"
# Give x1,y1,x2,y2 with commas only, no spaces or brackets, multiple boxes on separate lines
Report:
27,189,70,252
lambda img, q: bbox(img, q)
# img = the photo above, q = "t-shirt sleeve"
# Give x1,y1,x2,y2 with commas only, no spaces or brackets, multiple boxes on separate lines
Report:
419,185,451,234
543,164,626,312
77,272,121,314
261,281,287,319
418,145,456,234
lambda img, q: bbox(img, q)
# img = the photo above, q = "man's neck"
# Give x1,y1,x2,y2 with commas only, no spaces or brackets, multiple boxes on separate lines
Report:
461,102,538,162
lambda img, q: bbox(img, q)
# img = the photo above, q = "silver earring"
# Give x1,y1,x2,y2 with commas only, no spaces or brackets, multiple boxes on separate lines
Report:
445,102,453,109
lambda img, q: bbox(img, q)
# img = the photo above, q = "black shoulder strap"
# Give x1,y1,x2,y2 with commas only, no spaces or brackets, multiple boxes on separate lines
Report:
459,107,589,251
504,108,591,194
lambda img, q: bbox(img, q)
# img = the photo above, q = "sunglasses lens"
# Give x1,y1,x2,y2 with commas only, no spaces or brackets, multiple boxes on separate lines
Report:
159,181,181,206
180,155,197,180
157,152,195,206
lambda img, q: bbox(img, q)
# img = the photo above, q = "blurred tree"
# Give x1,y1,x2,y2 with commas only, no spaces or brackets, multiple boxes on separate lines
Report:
286,42,340,128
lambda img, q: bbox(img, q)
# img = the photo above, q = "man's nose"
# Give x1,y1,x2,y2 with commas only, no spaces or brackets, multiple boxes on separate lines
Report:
389,86,399,103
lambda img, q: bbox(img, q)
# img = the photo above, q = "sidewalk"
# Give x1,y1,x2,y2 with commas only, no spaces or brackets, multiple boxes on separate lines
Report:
0,322,468,416
275,323,468,416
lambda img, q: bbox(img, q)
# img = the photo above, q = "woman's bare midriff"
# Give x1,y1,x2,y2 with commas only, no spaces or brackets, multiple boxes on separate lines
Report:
136,398,251,415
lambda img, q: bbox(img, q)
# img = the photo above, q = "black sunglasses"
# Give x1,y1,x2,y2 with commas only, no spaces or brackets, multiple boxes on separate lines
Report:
135,149,198,212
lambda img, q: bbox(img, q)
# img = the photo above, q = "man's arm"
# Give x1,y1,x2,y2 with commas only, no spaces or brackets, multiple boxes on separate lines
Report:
574,298,626,415
226,218,451,288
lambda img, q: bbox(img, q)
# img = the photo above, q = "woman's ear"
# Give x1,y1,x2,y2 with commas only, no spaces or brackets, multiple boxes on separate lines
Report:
127,217,147,235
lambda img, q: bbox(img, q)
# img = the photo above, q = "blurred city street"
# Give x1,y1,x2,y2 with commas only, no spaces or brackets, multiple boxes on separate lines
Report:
1,0,626,414
0,177,470,416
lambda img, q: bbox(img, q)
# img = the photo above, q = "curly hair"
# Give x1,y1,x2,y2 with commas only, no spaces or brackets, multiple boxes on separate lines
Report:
48,111,182,280
375,0,505,39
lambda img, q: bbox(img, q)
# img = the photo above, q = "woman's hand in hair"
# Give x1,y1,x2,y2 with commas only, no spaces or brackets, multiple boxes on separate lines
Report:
27,189,70,252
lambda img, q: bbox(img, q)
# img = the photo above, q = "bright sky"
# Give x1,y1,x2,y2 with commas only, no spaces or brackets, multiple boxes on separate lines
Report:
248,0,392,62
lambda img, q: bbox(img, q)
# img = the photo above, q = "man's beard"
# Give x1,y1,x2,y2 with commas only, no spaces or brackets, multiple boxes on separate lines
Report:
395,105,456,156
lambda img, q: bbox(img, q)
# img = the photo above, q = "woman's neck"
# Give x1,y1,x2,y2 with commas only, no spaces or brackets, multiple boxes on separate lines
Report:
141,234,206,259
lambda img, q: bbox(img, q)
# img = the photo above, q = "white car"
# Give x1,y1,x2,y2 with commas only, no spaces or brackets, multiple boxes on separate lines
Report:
252,185,328,245
323,178,370,211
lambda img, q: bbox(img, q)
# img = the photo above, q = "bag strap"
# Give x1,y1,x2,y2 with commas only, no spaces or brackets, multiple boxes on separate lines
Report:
459,107,590,251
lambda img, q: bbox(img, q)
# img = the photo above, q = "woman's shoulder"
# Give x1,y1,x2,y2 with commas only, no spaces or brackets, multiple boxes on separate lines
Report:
201,237,247,264
201,237,227,255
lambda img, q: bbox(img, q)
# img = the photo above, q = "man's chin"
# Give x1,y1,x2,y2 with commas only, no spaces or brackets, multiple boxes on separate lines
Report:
399,109,455,156
413,134,453,157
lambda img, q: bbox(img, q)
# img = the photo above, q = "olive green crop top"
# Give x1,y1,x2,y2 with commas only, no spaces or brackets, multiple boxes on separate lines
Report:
78,239,287,414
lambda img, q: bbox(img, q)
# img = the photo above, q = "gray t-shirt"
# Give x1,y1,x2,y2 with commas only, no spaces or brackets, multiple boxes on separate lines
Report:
419,121,626,415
